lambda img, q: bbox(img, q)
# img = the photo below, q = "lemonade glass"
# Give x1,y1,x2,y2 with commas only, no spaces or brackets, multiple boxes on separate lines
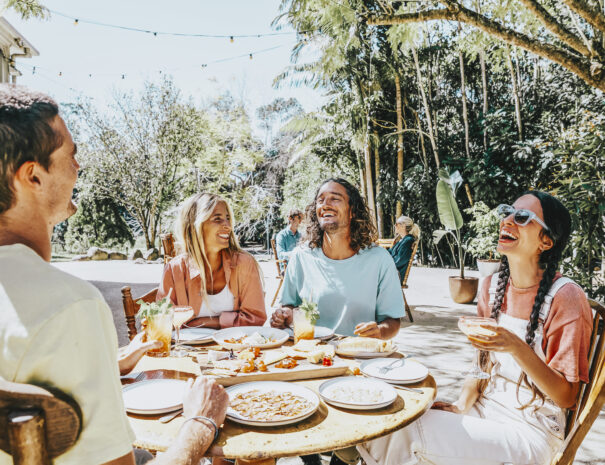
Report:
172,306,194,357
293,308,315,343
144,307,174,358
457,316,498,379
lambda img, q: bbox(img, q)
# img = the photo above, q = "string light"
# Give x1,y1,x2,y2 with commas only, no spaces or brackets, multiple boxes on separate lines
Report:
122,74,126,79
249,53,253,60
58,71,62,77
32,66,36,74
74,19,79,26
230,36,234,43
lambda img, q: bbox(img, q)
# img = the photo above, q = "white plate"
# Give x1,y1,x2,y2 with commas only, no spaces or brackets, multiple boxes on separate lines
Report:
319,377,397,410
122,379,186,415
175,327,216,344
335,343,398,359
360,358,429,384
225,381,320,426
285,326,335,341
213,326,289,350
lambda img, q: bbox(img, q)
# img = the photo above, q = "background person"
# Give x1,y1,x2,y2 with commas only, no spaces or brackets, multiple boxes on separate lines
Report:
157,193,266,329
275,208,303,270
0,83,229,465
358,191,592,465
389,216,420,284
270,178,404,339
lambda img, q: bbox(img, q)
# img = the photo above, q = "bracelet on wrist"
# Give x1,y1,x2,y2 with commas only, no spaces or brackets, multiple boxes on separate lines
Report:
183,415,220,442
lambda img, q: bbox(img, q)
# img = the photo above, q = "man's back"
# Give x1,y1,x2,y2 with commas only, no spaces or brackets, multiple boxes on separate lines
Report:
0,244,135,464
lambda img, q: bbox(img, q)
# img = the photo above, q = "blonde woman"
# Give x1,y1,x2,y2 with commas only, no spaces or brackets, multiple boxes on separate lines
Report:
156,193,266,328
389,216,420,284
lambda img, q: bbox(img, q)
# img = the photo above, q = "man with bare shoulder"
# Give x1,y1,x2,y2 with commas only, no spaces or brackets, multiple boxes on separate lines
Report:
0,84,228,465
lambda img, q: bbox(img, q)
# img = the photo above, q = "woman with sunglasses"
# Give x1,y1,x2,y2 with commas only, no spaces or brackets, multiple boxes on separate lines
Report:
358,191,592,465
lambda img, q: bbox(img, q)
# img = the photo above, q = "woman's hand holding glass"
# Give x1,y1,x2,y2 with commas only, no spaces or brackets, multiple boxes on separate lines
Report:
468,324,526,355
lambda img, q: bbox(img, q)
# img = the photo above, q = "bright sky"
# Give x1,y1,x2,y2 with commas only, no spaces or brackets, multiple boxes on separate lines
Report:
4,0,324,130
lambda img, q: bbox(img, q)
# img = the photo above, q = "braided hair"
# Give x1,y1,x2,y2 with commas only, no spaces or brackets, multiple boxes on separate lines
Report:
479,191,572,408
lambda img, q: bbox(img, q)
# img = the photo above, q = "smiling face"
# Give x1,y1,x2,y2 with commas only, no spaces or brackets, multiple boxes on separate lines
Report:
43,116,79,224
202,201,232,253
395,222,408,237
497,194,553,261
315,181,352,233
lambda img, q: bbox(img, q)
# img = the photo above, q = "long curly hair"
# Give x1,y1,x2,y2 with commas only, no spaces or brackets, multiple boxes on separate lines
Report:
479,191,572,410
305,178,377,252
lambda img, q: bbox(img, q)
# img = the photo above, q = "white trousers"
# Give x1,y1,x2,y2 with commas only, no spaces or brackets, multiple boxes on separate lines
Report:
357,408,558,465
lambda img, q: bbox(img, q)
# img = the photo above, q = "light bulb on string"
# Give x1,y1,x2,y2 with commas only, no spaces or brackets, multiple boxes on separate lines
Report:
230,36,234,43
89,74,92,78
74,19,79,26
32,66,36,75
201,64,208,69
122,74,126,80
58,71,62,77
249,53,253,60
154,32,157,37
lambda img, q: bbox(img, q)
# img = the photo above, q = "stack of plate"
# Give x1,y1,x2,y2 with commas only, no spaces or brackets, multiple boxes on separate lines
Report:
319,377,397,410
176,327,216,345
360,358,429,385
122,379,186,415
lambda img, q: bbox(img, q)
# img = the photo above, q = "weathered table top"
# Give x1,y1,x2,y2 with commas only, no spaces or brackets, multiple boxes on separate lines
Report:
125,354,437,460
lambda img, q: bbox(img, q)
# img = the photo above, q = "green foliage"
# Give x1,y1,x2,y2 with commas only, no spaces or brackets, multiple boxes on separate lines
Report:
300,298,320,325
136,297,173,319
464,202,501,260
4,0,48,19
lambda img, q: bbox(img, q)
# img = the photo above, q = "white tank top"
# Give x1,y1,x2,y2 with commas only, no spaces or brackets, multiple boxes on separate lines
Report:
198,285,235,317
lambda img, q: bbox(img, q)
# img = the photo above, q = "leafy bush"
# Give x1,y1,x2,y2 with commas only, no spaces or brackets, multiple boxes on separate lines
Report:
464,202,501,260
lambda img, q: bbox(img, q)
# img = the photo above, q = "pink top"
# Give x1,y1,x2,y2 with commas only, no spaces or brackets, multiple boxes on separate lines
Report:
477,273,593,383
156,250,266,328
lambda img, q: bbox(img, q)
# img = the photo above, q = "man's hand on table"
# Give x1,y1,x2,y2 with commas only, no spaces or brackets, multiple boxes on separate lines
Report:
354,318,400,340
183,376,229,426
118,333,162,376
270,306,293,328
354,321,381,338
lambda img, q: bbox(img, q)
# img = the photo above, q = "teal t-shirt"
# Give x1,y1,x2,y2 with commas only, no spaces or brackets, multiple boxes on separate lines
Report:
280,244,405,336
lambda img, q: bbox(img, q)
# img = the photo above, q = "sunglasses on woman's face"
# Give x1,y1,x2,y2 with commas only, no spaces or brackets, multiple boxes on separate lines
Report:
497,204,551,232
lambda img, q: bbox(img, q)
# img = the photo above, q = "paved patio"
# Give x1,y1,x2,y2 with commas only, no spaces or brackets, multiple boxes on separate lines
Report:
52,254,604,464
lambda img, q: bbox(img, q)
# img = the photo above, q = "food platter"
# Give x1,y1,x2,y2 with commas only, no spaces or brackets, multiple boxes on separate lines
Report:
285,326,335,341
360,358,429,385
122,379,186,415
213,326,289,350
318,377,397,410
176,327,216,344
225,381,320,426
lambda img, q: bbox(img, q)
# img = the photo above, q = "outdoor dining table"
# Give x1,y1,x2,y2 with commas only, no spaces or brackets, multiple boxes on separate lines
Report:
124,351,437,465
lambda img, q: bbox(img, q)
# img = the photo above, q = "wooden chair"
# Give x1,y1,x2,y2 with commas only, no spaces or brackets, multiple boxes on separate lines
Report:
161,233,176,264
551,298,605,465
401,240,419,323
270,238,287,307
377,238,395,249
0,380,81,465
121,286,158,340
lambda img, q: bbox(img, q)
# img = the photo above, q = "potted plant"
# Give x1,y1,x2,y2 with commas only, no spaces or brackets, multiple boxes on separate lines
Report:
465,202,501,277
433,169,479,304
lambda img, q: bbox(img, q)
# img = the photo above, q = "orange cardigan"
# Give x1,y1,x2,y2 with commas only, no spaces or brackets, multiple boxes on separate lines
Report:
156,250,266,328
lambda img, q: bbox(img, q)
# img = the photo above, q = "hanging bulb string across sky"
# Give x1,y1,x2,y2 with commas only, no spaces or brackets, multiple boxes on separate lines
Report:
50,9,309,39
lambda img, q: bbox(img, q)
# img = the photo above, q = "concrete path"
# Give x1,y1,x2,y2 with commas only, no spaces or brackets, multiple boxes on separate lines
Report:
52,255,604,464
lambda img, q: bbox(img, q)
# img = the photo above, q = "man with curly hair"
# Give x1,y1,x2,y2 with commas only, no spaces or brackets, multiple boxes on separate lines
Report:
271,178,404,338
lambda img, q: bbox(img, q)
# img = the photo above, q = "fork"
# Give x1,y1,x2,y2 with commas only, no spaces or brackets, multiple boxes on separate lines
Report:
378,358,405,374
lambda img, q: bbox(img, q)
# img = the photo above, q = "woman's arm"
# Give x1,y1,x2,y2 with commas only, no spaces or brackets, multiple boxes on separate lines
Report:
471,327,580,408
432,377,483,414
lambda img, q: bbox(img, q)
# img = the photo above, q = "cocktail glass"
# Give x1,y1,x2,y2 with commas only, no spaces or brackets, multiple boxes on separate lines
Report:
172,306,194,357
457,316,498,379
293,308,315,343
144,307,174,358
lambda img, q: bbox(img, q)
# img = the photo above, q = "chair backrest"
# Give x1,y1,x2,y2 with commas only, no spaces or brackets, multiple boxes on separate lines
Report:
551,298,605,465
121,286,159,340
161,233,176,264
0,380,81,465
401,240,420,288
270,238,286,276
377,238,395,249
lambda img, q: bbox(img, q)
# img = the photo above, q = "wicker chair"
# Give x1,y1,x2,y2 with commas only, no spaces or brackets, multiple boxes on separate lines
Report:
400,240,419,322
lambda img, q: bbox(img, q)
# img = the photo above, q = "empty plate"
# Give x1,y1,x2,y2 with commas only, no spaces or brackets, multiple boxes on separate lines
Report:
360,358,429,385
122,379,186,415
319,376,397,410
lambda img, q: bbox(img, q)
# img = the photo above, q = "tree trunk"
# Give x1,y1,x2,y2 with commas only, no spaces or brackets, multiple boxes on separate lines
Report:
480,49,489,151
364,139,377,227
412,47,440,167
374,131,384,238
459,48,471,159
395,73,404,218
507,47,524,140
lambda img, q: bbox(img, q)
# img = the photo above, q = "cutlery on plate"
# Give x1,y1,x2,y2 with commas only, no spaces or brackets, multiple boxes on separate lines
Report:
378,358,406,374
159,409,183,424
393,385,423,394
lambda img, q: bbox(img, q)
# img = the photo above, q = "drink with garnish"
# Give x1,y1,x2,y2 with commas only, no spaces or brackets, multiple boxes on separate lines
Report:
458,316,498,379
137,297,174,357
293,298,319,343
172,306,194,357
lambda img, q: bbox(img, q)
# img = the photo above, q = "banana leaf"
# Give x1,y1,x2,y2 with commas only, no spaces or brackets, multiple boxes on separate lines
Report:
436,180,463,231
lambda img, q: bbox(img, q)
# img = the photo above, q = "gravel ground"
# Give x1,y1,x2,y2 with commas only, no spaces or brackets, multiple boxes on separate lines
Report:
52,255,604,464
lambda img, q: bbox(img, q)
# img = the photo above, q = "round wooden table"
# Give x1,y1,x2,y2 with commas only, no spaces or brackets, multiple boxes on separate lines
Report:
125,355,437,465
